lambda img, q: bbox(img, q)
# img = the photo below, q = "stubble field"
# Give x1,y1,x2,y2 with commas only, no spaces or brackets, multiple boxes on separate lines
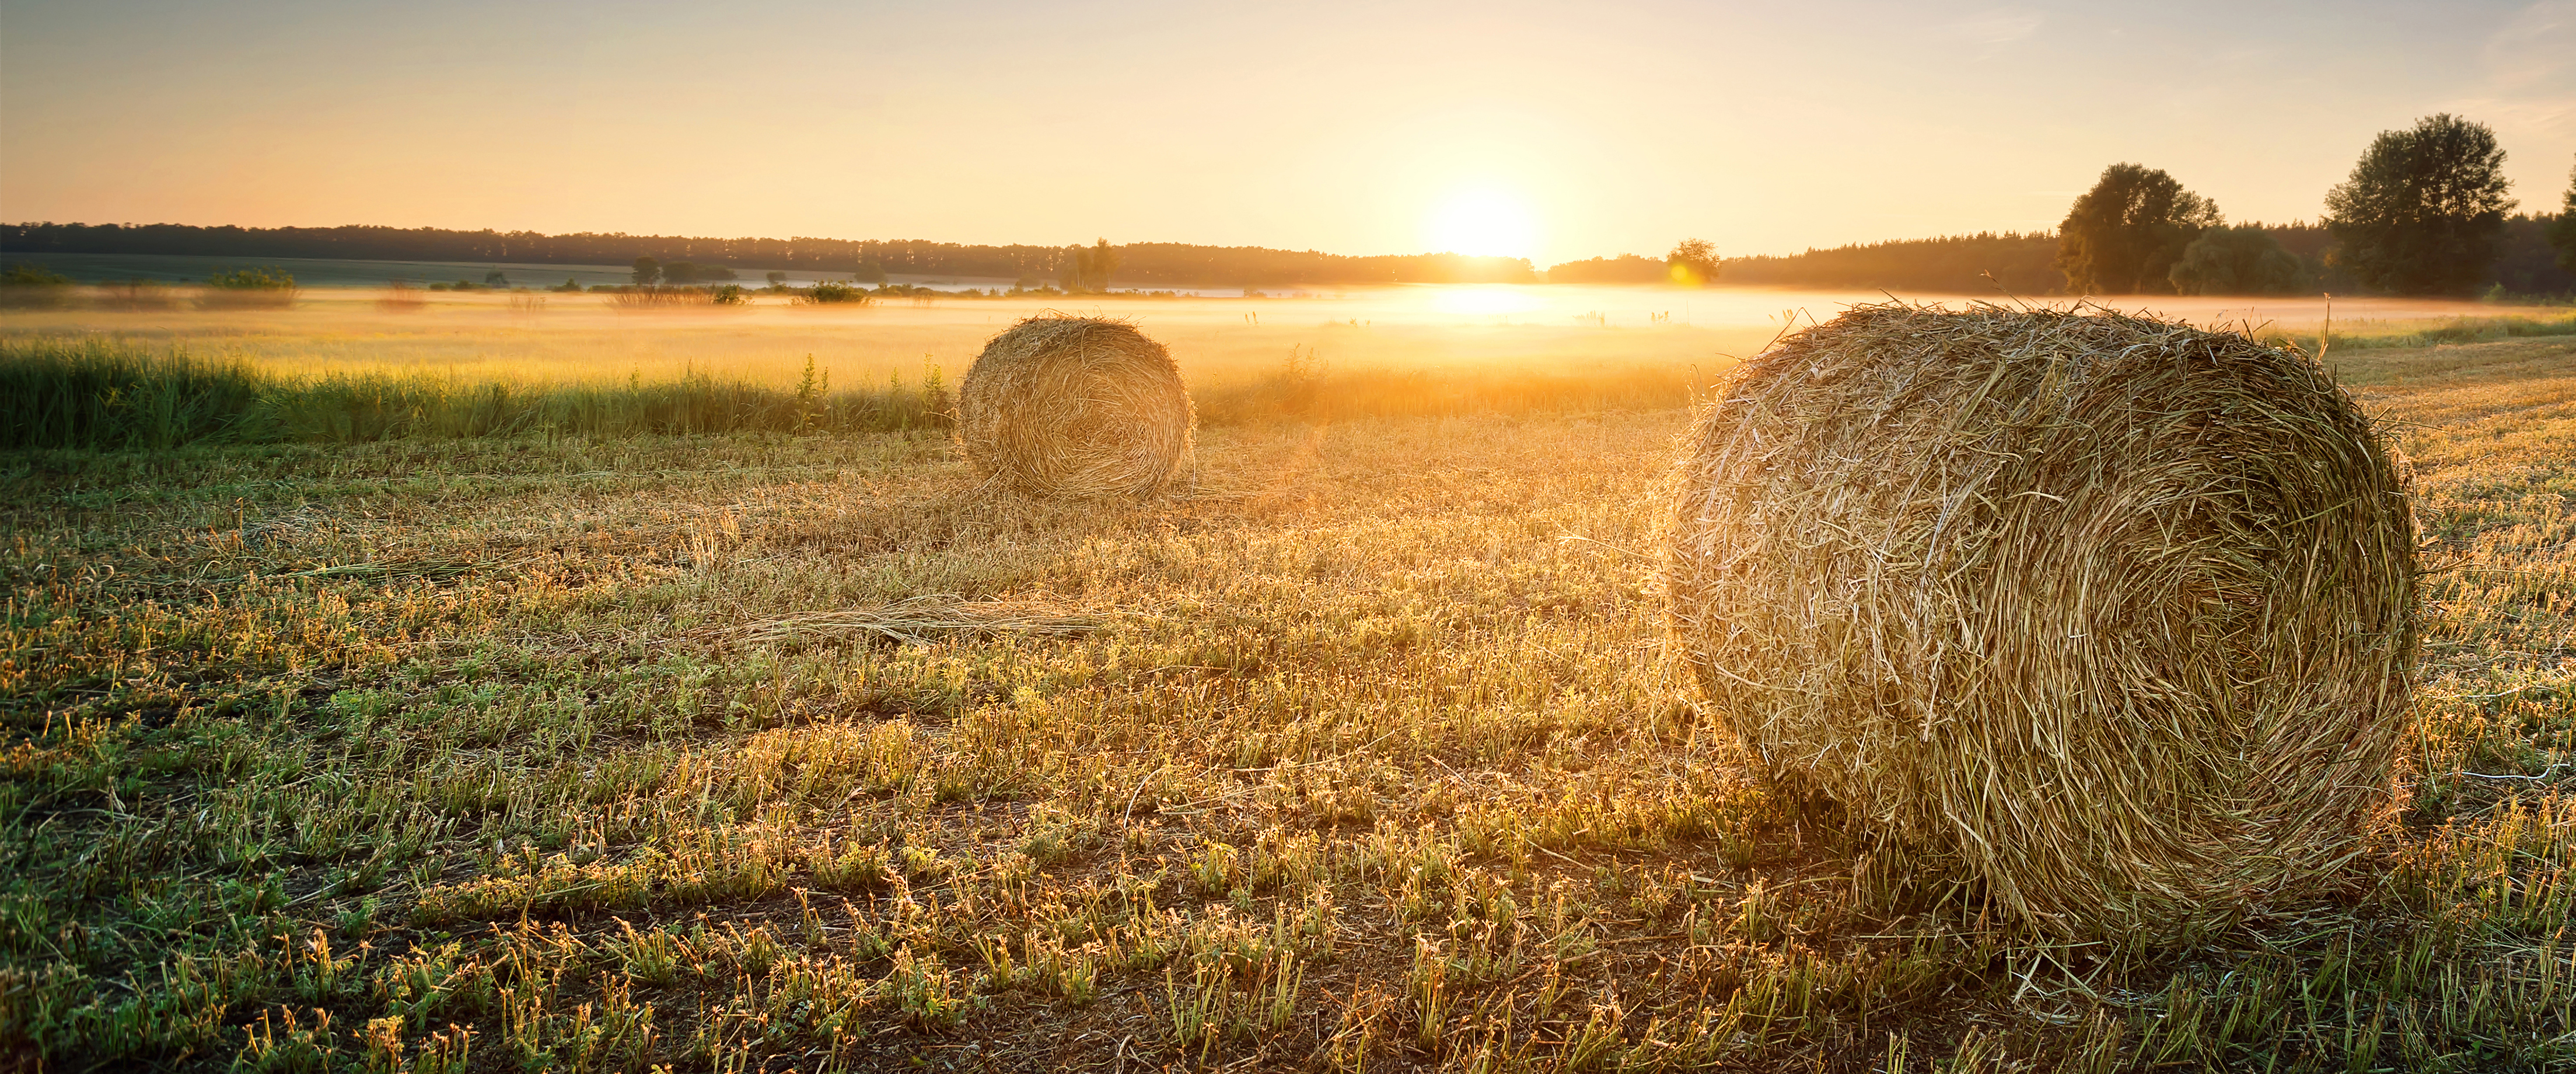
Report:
4,291,2575,1072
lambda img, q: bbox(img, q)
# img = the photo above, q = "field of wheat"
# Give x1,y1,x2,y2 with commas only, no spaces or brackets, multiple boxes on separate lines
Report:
4,294,2574,1071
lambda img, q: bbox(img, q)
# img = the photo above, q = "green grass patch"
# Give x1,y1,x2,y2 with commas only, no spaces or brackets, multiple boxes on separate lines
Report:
0,339,955,449
2259,312,2576,353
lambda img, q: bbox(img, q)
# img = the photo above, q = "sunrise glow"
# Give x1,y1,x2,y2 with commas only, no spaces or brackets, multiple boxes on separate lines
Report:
1422,189,1539,260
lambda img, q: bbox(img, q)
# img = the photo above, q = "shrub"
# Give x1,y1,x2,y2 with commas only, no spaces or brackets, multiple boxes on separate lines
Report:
197,266,299,309
795,281,870,305
0,263,76,309
376,281,427,312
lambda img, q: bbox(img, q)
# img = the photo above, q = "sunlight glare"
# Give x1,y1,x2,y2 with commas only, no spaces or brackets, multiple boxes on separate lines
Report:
1423,189,1539,259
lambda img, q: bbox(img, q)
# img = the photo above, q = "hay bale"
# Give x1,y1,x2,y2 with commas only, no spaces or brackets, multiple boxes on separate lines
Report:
1664,303,2415,937
957,315,1194,497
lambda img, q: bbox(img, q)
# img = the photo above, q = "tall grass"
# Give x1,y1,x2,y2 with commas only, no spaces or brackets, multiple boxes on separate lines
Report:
0,338,275,450
3,337,1703,452
0,339,955,450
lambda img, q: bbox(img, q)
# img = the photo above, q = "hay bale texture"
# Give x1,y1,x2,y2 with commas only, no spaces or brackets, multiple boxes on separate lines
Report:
1665,303,2415,937
957,316,1194,497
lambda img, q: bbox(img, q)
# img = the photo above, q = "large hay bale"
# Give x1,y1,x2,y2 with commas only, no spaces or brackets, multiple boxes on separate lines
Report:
957,316,1194,496
1665,303,2415,937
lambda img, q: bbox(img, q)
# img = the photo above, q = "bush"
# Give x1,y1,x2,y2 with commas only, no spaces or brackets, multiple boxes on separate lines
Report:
0,263,76,309
197,266,298,309
795,281,870,305
711,284,750,306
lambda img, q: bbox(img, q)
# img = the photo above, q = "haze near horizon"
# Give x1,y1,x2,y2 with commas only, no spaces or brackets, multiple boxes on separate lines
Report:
3,0,2571,265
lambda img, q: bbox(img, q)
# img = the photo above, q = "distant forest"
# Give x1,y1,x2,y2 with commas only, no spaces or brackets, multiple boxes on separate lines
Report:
1680,216,2572,296
5,217,2567,294
0,223,1536,287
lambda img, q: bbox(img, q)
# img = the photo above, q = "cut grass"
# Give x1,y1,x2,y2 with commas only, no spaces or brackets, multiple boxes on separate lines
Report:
1,336,2573,1070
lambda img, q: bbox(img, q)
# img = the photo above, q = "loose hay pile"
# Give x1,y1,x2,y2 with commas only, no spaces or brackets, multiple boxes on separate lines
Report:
1665,303,2416,937
958,315,1194,497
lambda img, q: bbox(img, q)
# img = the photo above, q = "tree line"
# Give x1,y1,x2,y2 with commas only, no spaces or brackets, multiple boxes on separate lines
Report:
2050,114,2574,297
0,224,1541,289
1560,116,2574,298
8,115,2568,297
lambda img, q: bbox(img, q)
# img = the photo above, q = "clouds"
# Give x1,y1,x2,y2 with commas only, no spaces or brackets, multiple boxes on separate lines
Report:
1946,7,2044,50
2483,1,2575,92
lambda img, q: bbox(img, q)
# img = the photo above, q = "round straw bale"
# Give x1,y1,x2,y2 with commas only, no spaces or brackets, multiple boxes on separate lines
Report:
1665,303,2414,937
957,315,1195,497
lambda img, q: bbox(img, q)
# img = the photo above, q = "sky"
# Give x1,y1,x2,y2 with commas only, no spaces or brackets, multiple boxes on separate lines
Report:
3,1,2572,266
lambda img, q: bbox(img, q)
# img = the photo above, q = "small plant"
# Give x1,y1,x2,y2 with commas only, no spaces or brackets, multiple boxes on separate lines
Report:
710,284,749,306
239,1006,335,1072
610,918,684,985
605,286,702,310
377,280,427,312
888,948,970,1030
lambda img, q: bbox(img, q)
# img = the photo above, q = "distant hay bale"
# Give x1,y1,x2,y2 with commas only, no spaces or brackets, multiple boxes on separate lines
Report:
958,315,1194,497
1664,302,2415,937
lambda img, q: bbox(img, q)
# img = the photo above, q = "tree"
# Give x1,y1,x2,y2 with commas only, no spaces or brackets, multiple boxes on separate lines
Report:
2323,114,2516,295
662,261,701,285
1666,239,1719,287
1078,239,1122,292
1058,239,1122,293
631,256,660,286
2168,226,2308,295
766,270,789,288
2054,163,2221,294
2549,158,2576,275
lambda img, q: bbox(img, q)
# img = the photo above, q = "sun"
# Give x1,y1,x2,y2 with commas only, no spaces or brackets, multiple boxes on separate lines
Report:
1423,189,1539,259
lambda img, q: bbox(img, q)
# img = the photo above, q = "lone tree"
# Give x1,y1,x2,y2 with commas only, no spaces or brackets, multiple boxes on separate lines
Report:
1667,239,1719,286
2549,158,2576,275
2168,226,2307,295
2323,114,2516,295
631,256,660,286
2055,163,2220,294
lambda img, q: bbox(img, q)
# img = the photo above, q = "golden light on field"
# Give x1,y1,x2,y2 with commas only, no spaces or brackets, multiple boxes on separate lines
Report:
1421,189,1539,260
1429,284,1544,317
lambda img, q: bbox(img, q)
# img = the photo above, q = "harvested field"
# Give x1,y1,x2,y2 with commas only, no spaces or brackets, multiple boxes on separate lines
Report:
3,318,2574,1070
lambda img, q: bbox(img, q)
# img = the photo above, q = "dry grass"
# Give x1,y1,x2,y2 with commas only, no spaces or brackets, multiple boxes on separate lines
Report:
958,316,1196,497
0,327,2571,1071
727,596,1109,647
1665,302,2415,939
